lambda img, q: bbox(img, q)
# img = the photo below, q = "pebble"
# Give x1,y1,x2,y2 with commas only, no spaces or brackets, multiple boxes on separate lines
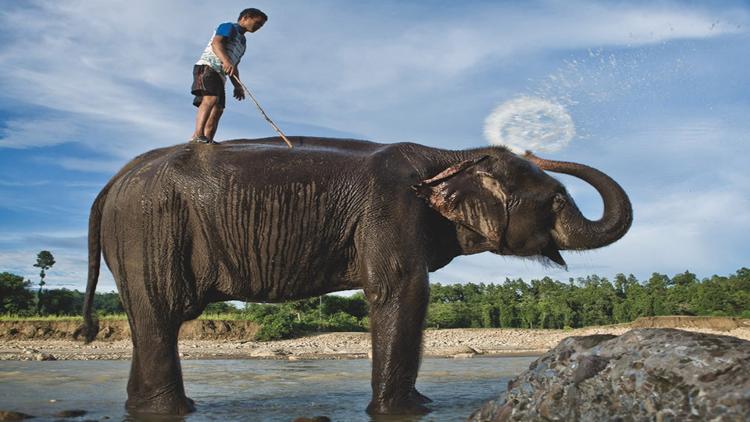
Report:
0,327,748,361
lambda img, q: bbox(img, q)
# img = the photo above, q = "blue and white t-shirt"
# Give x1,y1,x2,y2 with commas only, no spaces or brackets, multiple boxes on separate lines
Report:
196,22,247,79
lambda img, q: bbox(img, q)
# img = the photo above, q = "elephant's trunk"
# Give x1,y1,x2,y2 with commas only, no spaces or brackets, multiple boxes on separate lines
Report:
524,152,632,250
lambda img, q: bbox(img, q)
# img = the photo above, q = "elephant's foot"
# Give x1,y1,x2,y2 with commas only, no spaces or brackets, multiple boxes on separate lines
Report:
366,397,431,415
126,390,196,415
410,388,432,404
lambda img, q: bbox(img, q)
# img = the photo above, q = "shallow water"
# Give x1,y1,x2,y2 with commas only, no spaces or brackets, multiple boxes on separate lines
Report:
0,356,536,421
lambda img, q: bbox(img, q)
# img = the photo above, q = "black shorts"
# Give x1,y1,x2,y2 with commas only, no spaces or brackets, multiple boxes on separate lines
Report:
191,65,226,109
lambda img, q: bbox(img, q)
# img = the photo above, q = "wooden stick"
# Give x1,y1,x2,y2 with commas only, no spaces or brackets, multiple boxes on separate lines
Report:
231,74,293,148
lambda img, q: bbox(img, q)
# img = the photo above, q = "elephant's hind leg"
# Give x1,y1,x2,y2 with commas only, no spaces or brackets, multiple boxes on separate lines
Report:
104,180,198,415
125,308,195,415
116,264,195,414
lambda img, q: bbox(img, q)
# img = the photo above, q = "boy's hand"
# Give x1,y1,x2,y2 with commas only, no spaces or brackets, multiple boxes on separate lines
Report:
223,62,237,77
233,86,245,100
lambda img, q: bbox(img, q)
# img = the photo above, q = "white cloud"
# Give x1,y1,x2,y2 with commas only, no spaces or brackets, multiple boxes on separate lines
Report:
519,2,744,48
0,233,117,292
0,191,76,215
1,1,745,158
592,189,750,277
54,157,128,174
0,118,79,149
0,180,51,187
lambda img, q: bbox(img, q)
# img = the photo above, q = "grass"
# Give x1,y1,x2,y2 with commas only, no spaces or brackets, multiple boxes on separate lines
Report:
197,313,249,321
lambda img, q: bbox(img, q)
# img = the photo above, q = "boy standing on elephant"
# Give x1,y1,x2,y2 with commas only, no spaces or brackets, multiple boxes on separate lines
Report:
189,8,267,144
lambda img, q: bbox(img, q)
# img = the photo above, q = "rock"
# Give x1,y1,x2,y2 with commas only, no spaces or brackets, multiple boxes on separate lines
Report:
98,325,114,339
54,409,87,417
432,345,480,358
469,329,750,421
453,352,475,359
0,411,33,421
33,352,56,361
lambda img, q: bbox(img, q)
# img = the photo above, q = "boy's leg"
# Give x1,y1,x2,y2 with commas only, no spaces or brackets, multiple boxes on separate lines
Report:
192,96,218,140
190,65,226,142
204,104,224,141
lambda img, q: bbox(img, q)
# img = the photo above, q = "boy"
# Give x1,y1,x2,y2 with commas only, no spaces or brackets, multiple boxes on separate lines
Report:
190,8,267,144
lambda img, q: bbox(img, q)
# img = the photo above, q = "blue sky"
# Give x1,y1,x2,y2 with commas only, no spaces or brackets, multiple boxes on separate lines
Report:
1,1,748,293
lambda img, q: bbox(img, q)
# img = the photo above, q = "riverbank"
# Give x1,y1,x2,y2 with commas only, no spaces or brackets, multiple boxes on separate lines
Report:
1,316,748,361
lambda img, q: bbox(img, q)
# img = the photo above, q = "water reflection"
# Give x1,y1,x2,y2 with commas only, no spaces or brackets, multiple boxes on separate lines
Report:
0,356,535,421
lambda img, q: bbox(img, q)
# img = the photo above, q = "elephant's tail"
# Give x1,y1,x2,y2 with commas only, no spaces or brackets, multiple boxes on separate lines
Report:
76,186,110,343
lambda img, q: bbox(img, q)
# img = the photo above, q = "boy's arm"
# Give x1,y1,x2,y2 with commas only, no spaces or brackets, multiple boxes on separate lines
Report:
210,35,236,77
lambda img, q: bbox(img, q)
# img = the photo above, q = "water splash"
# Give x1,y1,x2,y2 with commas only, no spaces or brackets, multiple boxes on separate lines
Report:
484,96,575,154
529,45,693,141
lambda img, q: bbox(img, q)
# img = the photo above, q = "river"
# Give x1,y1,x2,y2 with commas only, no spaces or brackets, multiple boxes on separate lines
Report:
0,356,536,421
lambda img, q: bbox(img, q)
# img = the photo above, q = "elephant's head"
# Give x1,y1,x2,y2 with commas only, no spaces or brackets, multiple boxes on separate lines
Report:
413,149,632,266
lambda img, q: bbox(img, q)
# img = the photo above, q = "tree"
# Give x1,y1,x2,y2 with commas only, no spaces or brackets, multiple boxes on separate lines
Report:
204,301,238,314
0,272,34,314
426,302,465,328
33,250,56,314
39,288,82,315
93,292,125,314
666,271,698,315
518,296,538,329
645,273,670,315
320,294,368,319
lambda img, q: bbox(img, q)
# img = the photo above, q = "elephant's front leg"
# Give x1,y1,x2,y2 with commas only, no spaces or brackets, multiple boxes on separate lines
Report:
365,267,431,415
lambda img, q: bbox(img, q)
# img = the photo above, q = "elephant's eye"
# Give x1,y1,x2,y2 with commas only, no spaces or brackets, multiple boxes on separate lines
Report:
552,194,566,212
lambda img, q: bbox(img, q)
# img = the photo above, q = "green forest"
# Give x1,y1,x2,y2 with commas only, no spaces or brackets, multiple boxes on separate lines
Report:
2,266,749,340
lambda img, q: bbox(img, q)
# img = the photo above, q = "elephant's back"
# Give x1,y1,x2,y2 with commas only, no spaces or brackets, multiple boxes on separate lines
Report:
158,136,405,188
221,136,385,153
210,136,387,179
99,137,368,190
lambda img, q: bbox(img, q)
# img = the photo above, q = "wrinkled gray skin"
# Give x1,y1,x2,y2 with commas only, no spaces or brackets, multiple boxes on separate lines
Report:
79,137,632,416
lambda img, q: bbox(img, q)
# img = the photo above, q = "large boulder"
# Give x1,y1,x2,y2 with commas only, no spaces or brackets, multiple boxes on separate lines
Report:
469,328,750,421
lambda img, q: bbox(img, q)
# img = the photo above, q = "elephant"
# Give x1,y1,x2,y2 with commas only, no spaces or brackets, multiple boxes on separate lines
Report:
78,136,632,415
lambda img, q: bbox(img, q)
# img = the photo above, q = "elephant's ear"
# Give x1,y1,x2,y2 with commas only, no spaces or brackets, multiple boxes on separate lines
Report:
412,156,506,244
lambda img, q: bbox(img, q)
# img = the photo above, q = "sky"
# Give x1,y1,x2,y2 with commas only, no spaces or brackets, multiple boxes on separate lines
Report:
0,0,748,294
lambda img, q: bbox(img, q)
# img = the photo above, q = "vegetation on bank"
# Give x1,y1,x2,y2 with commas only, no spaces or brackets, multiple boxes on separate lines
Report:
2,268,749,340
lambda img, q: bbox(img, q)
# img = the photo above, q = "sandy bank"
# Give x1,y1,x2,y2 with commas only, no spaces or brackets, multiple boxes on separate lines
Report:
1,317,748,361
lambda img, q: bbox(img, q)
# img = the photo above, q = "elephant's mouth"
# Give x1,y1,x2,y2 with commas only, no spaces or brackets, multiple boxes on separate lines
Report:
493,198,566,267
494,233,567,268
541,243,566,267
495,245,566,268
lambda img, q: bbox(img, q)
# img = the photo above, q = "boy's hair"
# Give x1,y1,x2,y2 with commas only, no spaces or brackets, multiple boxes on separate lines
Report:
239,8,267,21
